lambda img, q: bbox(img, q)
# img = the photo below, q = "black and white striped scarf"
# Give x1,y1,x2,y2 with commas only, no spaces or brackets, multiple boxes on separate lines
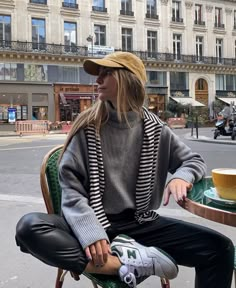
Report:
85,107,163,228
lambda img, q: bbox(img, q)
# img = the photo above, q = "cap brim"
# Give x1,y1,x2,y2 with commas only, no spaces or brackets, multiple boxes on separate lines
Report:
83,58,124,76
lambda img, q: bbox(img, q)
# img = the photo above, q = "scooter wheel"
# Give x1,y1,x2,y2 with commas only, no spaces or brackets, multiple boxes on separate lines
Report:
214,131,218,139
231,131,236,140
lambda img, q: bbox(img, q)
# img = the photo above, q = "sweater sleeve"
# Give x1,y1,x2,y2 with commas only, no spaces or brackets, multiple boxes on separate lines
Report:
59,130,109,250
161,125,207,184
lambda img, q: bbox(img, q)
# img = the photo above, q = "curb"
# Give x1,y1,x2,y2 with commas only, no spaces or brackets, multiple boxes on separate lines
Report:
186,136,236,145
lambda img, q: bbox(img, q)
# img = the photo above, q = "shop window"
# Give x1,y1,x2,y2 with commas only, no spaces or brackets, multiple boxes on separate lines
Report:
25,64,47,81
32,106,48,120
0,63,17,80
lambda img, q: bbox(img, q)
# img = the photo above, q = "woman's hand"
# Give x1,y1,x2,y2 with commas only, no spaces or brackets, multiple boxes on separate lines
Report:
163,178,193,206
84,239,111,267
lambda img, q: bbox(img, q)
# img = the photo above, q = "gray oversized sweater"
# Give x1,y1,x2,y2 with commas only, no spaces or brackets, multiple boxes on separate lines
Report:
59,107,206,249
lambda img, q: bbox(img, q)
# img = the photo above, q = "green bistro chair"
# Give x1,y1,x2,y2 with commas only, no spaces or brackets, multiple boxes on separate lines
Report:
40,145,171,288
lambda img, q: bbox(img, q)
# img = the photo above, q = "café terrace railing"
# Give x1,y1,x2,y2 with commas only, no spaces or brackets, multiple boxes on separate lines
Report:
1,40,236,67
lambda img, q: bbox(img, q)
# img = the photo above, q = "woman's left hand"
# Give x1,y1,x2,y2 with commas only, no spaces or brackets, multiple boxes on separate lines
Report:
163,179,193,206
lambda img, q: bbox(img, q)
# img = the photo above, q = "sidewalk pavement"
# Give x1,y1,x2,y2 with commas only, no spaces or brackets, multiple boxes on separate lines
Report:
1,126,236,145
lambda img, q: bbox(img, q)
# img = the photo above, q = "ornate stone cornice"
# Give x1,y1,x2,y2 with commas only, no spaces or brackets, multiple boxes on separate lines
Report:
160,0,168,5
206,5,213,13
225,8,232,14
2,50,236,75
27,3,49,14
0,51,84,65
60,8,80,17
185,2,193,9
0,0,15,9
144,61,236,74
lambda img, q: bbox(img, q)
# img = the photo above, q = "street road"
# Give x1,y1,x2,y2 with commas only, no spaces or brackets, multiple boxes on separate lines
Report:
0,131,235,288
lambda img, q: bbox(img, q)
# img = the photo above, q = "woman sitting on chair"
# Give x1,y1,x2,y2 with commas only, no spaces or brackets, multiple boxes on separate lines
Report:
16,52,234,288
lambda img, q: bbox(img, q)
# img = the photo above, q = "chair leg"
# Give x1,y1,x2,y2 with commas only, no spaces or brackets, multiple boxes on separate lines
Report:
161,278,170,288
234,270,236,288
55,268,64,288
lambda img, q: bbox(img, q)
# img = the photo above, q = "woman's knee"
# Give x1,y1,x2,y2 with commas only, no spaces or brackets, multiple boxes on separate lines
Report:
16,212,43,243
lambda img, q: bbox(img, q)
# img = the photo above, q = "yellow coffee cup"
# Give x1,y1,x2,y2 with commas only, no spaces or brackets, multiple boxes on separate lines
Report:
212,168,236,200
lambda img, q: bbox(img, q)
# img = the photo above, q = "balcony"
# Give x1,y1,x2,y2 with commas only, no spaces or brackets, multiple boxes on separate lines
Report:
214,22,225,29
194,20,205,26
29,0,47,4
120,10,134,16
92,6,107,12
145,13,159,20
172,16,183,23
1,40,236,67
62,2,78,9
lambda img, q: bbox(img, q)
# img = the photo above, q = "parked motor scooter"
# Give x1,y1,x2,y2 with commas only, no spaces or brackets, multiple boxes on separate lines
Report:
213,107,236,140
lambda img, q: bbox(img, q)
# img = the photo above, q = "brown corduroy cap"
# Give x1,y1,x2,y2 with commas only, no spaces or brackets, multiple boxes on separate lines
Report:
83,51,147,85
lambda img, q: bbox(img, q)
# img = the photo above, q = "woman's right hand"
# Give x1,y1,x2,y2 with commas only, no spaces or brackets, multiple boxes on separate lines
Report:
85,239,111,267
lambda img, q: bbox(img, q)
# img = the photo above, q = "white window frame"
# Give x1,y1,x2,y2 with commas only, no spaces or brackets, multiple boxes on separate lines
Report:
173,33,181,60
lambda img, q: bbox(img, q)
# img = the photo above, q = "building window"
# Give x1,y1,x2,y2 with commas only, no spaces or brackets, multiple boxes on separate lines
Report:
196,78,205,90
32,106,48,120
30,0,47,4
170,72,189,91
216,38,223,63
196,36,203,62
92,0,106,12
94,25,106,46
64,22,77,52
173,34,181,60
146,0,158,19
32,18,46,50
194,4,204,25
147,30,157,58
235,40,236,58
0,15,11,47
215,7,224,28
120,0,134,16
234,10,236,30
62,0,78,9
122,27,132,51
172,0,182,22
0,63,16,80
24,64,47,81
147,71,166,86
216,74,236,91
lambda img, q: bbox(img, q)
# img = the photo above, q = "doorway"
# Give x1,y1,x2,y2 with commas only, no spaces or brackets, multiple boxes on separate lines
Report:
195,78,208,106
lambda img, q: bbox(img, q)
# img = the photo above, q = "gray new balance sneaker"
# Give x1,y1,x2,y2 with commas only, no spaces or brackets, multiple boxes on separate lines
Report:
111,234,178,287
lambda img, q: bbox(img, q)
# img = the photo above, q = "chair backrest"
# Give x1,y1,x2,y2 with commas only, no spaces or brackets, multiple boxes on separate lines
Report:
40,145,64,215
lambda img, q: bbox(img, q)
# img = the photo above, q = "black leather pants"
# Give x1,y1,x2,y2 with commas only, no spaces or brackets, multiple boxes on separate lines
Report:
15,212,234,287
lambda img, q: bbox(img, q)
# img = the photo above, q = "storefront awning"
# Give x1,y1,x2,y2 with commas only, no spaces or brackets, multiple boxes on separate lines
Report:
170,97,205,107
216,97,236,105
60,93,98,101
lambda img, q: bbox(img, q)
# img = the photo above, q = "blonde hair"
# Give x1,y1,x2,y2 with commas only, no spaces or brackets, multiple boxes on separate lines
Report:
60,69,146,159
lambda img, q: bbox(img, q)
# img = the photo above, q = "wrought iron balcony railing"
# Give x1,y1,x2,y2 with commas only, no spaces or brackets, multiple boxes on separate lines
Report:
194,20,205,26
172,16,183,23
120,10,134,16
92,6,107,12
62,2,78,9
214,22,225,29
145,13,159,20
30,0,47,4
1,40,236,67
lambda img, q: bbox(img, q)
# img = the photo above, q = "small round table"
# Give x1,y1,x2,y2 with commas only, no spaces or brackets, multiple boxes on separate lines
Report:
179,177,236,227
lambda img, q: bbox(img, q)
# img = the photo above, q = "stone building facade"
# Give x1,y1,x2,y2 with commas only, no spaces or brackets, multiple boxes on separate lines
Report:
0,0,236,123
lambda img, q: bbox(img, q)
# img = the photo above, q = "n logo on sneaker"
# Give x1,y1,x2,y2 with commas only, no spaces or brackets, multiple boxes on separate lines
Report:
127,249,137,259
